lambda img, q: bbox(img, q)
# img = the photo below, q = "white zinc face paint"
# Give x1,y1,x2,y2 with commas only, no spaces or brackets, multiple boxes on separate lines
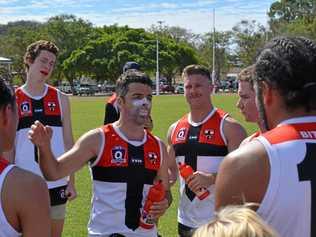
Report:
132,97,151,116
132,97,151,108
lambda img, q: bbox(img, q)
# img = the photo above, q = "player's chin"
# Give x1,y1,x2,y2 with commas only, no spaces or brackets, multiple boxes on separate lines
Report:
136,117,148,126
189,100,201,108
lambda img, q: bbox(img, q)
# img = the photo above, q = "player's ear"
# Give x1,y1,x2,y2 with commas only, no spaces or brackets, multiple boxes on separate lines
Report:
261,81,274,106
25,56,34,67
117,96,125,108
0,104,11,127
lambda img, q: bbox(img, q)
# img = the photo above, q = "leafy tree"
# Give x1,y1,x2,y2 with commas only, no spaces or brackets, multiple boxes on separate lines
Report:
232,20,267,66
0,21,44,83
149,24,200,46
42,14,93,86
197,31,233,81
269,0,316,23
268,0,316,35
64,27,199,85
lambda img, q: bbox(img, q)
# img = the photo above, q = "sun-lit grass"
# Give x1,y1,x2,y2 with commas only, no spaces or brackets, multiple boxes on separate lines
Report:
63,94,258,237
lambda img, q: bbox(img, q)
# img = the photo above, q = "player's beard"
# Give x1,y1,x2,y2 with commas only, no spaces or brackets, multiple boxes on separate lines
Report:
255,81,269,131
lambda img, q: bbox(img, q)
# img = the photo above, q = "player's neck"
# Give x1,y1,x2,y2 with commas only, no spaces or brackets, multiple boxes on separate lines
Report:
114,120,145,141
24,80,46,97
190,106,213,123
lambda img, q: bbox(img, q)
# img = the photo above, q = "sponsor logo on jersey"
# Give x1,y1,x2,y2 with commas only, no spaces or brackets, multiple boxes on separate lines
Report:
204,129,215,140
48,102,56,112
34,108,43,113
189,135,198,141
20,101,31,115
131,156,143,164
300,130,316,139
176,128,187,142
111,146,126,164
148,152,158,164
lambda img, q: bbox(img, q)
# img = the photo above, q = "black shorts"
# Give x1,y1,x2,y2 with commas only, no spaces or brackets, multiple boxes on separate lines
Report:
178,222,196,237
49,185,68,206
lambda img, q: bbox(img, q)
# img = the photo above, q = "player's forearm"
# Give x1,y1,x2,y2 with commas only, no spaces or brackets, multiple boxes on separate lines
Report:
38,145,62,181
166,190,173,207
69,173,75,186
3,148,15,163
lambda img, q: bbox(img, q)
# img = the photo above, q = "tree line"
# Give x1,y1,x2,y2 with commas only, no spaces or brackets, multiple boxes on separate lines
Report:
0,0,315,87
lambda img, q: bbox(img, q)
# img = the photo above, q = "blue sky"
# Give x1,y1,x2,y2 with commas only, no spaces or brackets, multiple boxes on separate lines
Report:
0,0,275,34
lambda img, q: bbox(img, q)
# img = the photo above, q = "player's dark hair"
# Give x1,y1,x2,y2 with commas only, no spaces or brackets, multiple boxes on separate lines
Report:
0,79,15,111
255,36,316,112
116,69,152,97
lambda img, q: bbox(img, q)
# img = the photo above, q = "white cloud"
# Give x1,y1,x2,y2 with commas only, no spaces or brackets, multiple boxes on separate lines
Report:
75,7,268,34
0,0,273,33
0,7,13,14
0,0,17,3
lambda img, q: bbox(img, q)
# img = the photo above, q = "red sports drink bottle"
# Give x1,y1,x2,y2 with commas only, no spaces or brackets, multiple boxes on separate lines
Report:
139,180,165,229
178,162,209,200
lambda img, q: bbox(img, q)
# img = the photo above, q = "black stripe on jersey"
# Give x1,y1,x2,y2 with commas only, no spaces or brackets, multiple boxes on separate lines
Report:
91,144,157,231
174,125,228,201
17,98,62,130
173,143,228,157
17,116,62,130
183,126,200,201
92,166,156,183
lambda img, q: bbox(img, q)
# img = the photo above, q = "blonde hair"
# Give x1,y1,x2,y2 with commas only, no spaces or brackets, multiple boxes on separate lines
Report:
193,205,278,237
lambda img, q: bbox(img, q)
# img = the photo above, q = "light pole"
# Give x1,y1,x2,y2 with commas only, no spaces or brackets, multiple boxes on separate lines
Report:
156,37,159,96
156,20,164,96
211,8,216,94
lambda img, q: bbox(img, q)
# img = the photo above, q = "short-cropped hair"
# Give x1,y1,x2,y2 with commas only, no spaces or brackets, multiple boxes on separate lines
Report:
116,69,152,97
182,64,211,82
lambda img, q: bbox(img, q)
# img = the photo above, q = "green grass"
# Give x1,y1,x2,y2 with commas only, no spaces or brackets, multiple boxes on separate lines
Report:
63,94,258,237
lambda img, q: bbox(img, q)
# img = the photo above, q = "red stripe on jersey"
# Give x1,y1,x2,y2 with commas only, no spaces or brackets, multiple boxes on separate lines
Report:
98,124,161,170
107,93,117,105
171,109,227,146
16,87,33,118
262,123,316,144
43,86,61,116
0,157,9,173
15,86,61,117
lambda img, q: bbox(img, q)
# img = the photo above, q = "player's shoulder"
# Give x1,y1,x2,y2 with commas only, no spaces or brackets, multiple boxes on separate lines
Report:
8,167,46,187
223,140,267,173
222,116,247,141
5,167,48,202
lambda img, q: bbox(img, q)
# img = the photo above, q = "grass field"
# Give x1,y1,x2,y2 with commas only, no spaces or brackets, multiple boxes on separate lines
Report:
63,94,258,237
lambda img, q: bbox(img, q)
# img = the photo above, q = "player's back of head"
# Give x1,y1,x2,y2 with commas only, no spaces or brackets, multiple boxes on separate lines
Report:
0,79,15,110
255,36,316,112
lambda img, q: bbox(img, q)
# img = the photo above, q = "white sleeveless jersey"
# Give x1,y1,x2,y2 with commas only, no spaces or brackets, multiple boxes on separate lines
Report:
256,116,316,237
0,159,22,237
171,108,229,228
88,125,162,237
14,85,68,190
